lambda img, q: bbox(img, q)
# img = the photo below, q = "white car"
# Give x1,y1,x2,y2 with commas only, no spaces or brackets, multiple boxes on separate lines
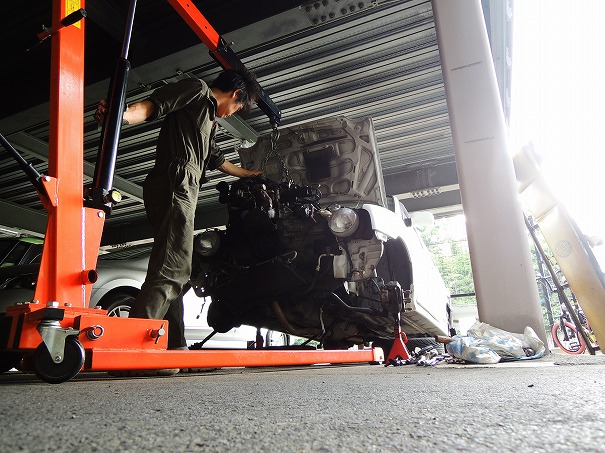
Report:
190,116,452,352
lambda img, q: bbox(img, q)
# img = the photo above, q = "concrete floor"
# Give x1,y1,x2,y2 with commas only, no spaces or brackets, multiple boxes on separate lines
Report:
1,352,604,452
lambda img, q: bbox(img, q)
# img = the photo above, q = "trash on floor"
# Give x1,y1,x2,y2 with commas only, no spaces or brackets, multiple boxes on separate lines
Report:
387,345,449,367
445,321,546,364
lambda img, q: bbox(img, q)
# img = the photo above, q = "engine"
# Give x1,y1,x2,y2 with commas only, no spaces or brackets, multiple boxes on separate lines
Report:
191,177,342,306
216,177,339,269
190,177,404,345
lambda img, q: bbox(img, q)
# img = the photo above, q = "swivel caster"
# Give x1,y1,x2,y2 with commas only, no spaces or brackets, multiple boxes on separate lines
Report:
32,336,85,384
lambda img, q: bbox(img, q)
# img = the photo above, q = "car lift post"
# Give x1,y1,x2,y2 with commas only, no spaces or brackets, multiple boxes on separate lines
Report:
0,0,383,383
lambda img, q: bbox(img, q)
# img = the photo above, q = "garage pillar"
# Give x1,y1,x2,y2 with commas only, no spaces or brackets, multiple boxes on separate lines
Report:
431,0,548,345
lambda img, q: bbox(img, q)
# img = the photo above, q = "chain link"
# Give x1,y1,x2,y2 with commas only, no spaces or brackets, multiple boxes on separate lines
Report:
261,124,292,185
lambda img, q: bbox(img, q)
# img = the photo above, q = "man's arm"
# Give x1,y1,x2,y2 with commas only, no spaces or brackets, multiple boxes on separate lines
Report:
217,160,262,178
123,100,156,125
94,99,156,126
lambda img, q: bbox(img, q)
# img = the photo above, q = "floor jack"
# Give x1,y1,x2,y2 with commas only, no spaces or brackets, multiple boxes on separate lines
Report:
0,0,383,383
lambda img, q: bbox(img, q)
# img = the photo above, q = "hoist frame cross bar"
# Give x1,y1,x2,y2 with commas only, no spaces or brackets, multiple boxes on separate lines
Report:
166,0,282,125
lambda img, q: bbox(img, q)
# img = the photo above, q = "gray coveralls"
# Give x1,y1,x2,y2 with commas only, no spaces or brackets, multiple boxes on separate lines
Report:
129,78,225,349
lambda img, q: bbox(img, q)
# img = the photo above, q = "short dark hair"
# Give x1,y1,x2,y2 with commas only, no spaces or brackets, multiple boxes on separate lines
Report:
210,68,261,114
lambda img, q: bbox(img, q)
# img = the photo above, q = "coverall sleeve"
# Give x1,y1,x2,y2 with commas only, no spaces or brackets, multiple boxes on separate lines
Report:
206,137,226,170
146,78,210,121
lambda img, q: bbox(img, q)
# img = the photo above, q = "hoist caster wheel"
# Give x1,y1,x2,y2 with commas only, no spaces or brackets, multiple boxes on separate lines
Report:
0,351,24,373
32,337,85,384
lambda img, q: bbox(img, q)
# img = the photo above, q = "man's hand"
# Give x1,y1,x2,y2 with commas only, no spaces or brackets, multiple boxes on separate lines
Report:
241,169,263,177
94,99,108,126
218,161,263,178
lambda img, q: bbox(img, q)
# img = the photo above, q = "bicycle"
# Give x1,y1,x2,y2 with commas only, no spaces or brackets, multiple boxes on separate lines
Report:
529,216,600,355
551,303,599,354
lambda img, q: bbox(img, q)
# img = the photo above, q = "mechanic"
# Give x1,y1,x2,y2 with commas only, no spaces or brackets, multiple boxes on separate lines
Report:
95,69,263,355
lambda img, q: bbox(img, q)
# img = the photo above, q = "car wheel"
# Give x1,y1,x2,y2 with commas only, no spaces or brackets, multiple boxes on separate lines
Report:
405,337,445,355
102,293,135,318
371,339,393,358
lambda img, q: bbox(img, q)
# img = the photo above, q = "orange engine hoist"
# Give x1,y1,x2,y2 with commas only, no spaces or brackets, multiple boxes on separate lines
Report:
0,0,384,383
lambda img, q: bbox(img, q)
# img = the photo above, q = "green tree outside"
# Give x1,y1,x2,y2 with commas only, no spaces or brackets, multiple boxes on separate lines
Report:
417,216,476,307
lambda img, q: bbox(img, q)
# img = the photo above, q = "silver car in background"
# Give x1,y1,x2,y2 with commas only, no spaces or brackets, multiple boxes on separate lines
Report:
0,245,289,349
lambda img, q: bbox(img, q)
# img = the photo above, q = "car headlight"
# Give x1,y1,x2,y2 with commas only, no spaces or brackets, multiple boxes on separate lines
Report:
328,207,359,238
194,230,221,257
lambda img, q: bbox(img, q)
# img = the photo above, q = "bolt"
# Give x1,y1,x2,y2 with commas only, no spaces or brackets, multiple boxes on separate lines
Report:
54,355,62,363
64,303,72,307
97,211,104,218
43,176,50,182
46,301,59,308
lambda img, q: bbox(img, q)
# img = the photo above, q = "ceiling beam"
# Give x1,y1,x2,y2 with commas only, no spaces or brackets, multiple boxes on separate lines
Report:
0,199,47,237
397,189,463,216
383,160,459,196
85,1,145,46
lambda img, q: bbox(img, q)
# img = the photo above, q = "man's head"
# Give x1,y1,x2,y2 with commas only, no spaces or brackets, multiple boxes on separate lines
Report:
210,68,261,118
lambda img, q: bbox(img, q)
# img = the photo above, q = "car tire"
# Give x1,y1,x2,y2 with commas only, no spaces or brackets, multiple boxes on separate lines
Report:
405,336,445,355
371,339,393,358
102,293,135,318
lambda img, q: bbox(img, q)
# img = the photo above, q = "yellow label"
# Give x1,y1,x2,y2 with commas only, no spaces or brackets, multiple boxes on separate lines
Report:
66,0,82,29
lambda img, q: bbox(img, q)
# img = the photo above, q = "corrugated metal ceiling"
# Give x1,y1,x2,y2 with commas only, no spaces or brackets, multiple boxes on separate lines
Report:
0,0,512,244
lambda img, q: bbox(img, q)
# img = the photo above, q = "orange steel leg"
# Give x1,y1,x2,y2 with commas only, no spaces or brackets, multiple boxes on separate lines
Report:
35,0,104,311
90,348,385,371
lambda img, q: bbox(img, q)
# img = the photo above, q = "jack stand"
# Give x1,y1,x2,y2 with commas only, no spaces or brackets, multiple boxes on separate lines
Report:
386,313,412,366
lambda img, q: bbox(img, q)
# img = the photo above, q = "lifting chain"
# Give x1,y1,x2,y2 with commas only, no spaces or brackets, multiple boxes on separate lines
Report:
262,124,293,185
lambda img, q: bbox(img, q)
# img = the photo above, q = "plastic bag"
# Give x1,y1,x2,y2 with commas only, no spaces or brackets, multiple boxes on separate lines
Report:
446,321,546,364
446,336,501,364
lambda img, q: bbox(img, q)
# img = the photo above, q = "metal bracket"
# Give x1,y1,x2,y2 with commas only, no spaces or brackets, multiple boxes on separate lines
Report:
37,320,80,364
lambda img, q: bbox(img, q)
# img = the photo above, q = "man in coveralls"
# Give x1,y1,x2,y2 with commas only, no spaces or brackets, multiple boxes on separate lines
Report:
96,69,262,362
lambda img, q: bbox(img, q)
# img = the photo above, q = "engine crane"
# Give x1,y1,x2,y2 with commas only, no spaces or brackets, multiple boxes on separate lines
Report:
0,0,383,383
